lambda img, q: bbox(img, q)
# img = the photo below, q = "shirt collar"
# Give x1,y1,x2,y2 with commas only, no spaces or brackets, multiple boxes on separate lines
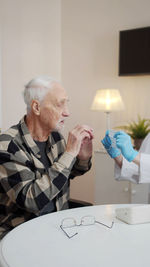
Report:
19,116,57,157
19,116,41,157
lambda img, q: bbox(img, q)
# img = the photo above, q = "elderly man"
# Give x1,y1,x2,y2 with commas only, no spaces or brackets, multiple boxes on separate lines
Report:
0,76,93,239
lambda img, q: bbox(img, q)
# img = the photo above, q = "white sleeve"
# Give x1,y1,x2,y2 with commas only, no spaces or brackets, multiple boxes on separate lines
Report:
139,153,150,183
114,158,139,183
114,133,150,184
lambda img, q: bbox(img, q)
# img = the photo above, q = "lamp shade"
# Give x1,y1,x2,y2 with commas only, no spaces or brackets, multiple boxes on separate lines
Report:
91,89,125,112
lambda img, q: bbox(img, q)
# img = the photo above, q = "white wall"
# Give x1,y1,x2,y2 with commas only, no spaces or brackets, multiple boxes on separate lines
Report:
61,0,150,203
1,0,61,130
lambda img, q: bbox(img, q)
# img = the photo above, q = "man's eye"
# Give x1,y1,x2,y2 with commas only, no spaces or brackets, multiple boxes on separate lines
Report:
57,102,63,107
58,101,66,107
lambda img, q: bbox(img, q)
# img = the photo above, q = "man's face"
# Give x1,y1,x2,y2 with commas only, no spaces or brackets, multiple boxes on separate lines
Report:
39,82,69,132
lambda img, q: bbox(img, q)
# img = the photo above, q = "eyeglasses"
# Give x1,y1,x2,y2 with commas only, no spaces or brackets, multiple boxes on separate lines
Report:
60,215,114,238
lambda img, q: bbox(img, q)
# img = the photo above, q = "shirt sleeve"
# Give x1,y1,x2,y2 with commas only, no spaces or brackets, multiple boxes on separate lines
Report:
114,158,139,183
0,150,76,216
69,157,92,179
114,132,150,184
139,153,150,183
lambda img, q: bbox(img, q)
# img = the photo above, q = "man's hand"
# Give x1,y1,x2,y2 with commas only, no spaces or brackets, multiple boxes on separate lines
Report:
78,136,93,160
78,125,93,160
66,125,93,160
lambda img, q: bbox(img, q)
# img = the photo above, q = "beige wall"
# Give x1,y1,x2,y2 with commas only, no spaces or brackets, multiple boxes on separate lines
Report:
61,0,150,203
1,0,150,203
1,0,61,130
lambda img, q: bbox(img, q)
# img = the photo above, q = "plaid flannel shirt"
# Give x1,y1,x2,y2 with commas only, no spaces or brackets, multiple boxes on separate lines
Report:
0,116,91,239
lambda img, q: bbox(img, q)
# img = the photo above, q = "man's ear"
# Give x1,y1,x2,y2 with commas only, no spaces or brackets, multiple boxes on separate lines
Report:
31,100,41,115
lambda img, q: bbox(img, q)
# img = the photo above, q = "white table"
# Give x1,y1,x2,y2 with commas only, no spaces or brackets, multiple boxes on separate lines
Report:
0,204,150,267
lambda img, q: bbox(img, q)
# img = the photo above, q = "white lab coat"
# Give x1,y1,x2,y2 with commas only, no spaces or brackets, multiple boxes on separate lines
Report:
115,133,150,183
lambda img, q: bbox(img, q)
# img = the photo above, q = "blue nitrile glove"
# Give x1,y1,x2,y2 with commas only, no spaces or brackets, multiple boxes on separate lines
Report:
101,130,121,158
114,131,138,162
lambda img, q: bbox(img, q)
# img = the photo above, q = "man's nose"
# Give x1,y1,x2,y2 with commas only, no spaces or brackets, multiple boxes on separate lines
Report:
62,105,70,117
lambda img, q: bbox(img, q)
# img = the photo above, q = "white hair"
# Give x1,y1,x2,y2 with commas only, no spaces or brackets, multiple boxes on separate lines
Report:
23,76,58,113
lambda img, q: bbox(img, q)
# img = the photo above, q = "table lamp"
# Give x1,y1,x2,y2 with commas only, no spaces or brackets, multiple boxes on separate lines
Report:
91,89,125,129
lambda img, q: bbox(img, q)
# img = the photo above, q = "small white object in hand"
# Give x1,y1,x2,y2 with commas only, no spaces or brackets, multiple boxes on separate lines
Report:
109,130,117,148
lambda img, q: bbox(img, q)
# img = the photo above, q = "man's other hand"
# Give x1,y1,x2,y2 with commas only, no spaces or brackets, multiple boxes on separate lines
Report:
66,125,93,160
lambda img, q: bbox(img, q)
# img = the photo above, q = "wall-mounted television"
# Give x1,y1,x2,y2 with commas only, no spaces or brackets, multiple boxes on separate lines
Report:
119,27,150,76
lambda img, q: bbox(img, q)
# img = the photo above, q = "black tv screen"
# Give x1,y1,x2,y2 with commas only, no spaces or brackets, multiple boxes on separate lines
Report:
119,27,150,76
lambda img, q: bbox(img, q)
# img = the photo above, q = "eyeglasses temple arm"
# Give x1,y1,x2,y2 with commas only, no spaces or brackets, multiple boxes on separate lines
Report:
60,225,78,238
95,221,114,229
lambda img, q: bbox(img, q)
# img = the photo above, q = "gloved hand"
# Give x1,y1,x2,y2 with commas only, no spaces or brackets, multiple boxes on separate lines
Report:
114,131,138,162
101,130,121,158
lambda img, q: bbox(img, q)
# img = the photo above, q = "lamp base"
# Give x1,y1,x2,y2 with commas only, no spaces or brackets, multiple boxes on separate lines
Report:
105,111,111,130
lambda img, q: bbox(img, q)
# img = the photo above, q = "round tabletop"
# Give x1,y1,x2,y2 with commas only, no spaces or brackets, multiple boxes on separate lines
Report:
0,204,150,267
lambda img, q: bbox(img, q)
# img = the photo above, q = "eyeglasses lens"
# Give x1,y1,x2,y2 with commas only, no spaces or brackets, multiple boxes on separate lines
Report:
62,218,76,228
81,216,95,226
